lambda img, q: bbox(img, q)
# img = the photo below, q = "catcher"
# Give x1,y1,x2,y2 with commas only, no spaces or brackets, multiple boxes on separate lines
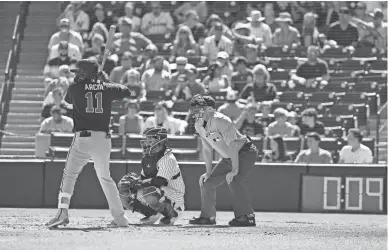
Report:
117,127,185,225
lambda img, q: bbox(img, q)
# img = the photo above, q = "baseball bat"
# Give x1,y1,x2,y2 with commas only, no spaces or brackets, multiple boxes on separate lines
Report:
99,25,116,72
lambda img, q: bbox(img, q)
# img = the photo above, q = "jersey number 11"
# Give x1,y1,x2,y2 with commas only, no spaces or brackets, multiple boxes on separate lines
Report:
85,92,103,113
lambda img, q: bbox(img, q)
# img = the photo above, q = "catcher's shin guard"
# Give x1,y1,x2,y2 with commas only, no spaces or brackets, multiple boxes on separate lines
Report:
131,199,159,217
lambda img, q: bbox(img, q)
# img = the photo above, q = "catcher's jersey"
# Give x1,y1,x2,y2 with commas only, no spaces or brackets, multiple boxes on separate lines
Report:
141,150,185,205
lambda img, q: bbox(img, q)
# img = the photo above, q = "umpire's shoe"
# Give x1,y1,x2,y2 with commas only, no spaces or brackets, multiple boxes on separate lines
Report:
45,209,69,228
228,214,256,227
188,217,216,225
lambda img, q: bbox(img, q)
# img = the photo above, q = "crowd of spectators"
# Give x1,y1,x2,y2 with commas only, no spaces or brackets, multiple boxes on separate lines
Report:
39,1,385,164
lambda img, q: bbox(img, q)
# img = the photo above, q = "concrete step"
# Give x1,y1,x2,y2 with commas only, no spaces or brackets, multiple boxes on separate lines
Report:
11,93,44,101
4,124,41,133
7,117,41,125
0,148,35,156
7,112,41,119
2,135,35,143
8,106,41,113
10,100,43,108
1,142,36,149
13,87,44,95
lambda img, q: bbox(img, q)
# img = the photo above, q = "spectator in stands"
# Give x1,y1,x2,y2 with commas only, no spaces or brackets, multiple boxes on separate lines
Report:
244,44,268,69
295,132,333,164
82,33,104,59
217,51,234,80
202,62,230,93
203,22,233,63
113,17,152,59
299,108,325,136
327,7,359,47
168,57,190,94
41,88,70,121
355,2,373,24
267,108,296,137
217,90,245,121
325,2,342,26
240,64,277,102
110,52,134,83
356,8,387,51
118,2,141,32
43,77,70,107
273,12,301,47
141,2,175,35
231,23,257,57
44,42,78,79
89,3,114,31
262,135,293,163
263,2,280,33
143,101,188,135
139,44,171,74
119,100,144,135
172,65,205,102
88,22,109,45
49,40,82,61
121,69,147,102
39,106,74,134
338,128,373,164
89,44,116,75
183,10,206,45
235,103,265,137
170,25,199,60
174,1,208,23
142,56,171,91
291,45,329,88
288,111,300,136
48,18,83,52
257,101,275,128
302,12,320,47
231,56,253,93
365,1,387,21
57,1,90,33
245,10,272,47
205,14,233,40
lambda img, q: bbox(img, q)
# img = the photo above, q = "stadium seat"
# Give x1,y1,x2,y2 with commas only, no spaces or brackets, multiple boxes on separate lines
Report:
291,46,307,57
112,100,126,115
370,59,388,71
318,114,356,133
349,81,379,93
339,59,366,72
271,102,297,112
209,91,227,102
322,47,350,59
356,72,387,84
264,46,292,58
327,103,369,127
269,69,291,81
172,102,190,113
277,91,304,103
336,91,379,114
305,92,336,104
352,47,378,59
146,90,167,101
269,58,299,70
140,101,156,112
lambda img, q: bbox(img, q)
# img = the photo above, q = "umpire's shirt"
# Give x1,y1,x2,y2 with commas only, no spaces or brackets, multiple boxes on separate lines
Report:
65,78,131,133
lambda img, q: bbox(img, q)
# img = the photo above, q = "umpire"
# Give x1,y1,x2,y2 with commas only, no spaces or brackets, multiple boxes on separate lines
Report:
46,59,132,228
188,94,257,227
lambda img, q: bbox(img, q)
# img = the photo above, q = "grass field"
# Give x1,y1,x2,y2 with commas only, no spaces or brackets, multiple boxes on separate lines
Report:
0,208,386,250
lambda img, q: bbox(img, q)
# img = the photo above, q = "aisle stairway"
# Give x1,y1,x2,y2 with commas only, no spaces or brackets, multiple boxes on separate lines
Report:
1,2,59,156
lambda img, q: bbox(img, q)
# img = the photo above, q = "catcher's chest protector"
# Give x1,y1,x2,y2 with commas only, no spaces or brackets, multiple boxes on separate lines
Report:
141,151,165,178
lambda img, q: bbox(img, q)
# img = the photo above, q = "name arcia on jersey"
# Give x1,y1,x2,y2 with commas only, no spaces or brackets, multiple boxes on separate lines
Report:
85,83,104,91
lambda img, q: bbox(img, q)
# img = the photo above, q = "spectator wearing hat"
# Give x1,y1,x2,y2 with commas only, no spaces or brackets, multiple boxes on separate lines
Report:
205,14,234,40
118,2,141,32
353,3,377,48
299,108,325,136
235,103,265,138
39,106,74,134
245,10,272,47
174,1,208,24
292,45,329,88
142,56,171,91
43,77,70,107
295,132,333,164
82,33,104,59
109,51,134,83
240,64,277,103
172,65,205,102
267,108,296,137
217,89,245,121
139,44,171,75
89,3,114,31
41,87,71,121
202,62,230,93
56,1,90,33
231,56,254,93
263,3,280,33
141,2,175,35
44,41,78,79
203,22,233,63
121,69,146,102
143,101,188,135
231,22,258,57
327,7,359,47
49,40,81,61
170,25,199,59
356,8,387,51
217,51,234,81
48,18,83,52
182,10,206,45
119,100,144,135
113,17,152,58
339,128,373,164
365,1,387,22
88,44,116,75
273,12,300,47
302,12,320,47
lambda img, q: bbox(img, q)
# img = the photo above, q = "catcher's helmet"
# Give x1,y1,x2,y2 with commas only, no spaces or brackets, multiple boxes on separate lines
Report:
140,127,168,155
189,94,216,120
70,59,99,81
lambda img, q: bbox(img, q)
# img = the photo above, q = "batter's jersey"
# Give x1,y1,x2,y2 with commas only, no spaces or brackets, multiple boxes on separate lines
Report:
65,78,131,132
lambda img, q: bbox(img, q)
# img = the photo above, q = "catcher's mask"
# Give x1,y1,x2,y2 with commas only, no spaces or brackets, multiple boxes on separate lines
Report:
140,127,168,155
70,59,99,81
189,94,215,121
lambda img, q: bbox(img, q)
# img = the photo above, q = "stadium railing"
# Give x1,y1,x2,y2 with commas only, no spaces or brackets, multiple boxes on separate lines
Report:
376,102,387,163
0,2,30,146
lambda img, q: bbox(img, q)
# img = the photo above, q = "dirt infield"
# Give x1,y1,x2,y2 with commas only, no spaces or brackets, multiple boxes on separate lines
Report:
0,208,386,250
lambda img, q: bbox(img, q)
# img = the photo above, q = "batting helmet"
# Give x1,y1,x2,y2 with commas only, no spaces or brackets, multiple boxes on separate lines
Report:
70,59,99,81
140,127,168,155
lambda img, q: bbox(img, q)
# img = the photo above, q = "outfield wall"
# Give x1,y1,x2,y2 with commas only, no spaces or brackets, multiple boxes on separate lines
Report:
0,160,386,214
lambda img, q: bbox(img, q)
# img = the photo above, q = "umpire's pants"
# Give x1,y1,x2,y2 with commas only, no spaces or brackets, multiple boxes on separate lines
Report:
200,143,257,218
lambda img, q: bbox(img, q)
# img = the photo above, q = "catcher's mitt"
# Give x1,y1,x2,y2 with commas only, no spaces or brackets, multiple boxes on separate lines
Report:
117,172,141,197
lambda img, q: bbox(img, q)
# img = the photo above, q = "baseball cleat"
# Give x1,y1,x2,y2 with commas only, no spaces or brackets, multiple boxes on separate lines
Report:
228,214,256,227
188,217,216,225
107,220,129,228
45,209,69,228
140,213,162,225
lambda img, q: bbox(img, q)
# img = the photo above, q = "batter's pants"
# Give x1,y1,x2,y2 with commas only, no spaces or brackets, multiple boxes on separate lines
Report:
200,143,257,218
59,131,127,224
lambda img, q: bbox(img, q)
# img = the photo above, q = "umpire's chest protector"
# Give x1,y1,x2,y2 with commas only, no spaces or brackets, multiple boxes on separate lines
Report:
141,151,166,178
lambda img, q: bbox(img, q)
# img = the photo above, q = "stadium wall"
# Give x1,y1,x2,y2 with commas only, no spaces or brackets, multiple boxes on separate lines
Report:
0,160,386,214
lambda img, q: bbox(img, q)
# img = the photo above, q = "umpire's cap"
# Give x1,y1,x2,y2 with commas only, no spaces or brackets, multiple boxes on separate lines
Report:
70,59,99,75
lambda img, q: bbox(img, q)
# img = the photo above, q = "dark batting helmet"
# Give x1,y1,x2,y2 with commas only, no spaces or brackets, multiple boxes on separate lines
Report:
140,127,168,155
70,59,99,81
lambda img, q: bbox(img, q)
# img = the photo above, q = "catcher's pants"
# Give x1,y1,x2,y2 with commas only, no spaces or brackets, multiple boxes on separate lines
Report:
58,131,126,224
200,143,257,218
